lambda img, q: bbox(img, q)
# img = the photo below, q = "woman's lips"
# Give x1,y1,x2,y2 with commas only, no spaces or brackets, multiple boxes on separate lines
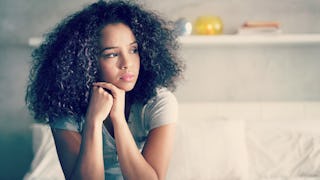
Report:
120,73,134,82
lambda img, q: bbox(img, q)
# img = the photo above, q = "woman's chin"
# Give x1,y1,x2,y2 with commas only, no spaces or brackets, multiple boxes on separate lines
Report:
116,83,136,92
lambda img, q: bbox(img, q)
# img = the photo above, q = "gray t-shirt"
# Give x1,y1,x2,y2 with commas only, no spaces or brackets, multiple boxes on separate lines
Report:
50,88,178,179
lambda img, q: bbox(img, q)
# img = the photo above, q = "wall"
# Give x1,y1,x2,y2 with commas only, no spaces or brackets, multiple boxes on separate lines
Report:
0,0,319,179
175,44,320,102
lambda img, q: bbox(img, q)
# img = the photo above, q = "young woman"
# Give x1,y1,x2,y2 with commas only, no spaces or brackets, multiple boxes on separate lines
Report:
25,1,183,179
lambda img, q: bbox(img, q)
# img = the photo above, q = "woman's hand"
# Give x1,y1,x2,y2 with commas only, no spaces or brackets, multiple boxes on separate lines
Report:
86,84,114,124
92,82,126,122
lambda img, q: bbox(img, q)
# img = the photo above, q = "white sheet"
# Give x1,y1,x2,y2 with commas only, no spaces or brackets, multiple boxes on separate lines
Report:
246,120,320,179
24,102,320,180
167,103,248,180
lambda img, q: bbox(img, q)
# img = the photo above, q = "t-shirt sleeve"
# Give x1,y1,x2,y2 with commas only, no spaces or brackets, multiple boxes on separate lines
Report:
143,89,178,131
49,116,83,133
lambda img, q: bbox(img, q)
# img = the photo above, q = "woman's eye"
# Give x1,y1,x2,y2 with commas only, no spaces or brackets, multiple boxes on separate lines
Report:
101,53,118,59
130,47,139,54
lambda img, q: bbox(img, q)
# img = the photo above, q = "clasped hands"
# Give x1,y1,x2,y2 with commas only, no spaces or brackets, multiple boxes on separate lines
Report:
86,82,125,124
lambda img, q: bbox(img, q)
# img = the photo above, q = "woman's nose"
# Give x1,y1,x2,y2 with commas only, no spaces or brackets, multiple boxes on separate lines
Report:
119,53,131,69
121,65,128,70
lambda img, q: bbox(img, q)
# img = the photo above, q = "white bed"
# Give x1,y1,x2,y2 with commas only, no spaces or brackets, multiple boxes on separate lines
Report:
24,102,320,180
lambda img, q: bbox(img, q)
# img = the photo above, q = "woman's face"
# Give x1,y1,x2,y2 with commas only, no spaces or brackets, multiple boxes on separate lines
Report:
98,23,140,92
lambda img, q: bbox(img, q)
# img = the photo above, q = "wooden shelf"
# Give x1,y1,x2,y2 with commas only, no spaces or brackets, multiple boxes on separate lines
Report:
29,34,320,47
178,34,320,46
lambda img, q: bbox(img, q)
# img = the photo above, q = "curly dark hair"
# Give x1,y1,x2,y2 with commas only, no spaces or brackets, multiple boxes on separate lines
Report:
25,0,184,123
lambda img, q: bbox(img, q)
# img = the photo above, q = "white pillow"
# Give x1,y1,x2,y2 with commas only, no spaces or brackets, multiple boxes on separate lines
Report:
23,124,64,180
246,120,320,179
167,104,248,180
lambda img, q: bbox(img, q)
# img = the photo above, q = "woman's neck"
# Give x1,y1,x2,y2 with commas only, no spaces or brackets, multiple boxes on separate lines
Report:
125,93,133,120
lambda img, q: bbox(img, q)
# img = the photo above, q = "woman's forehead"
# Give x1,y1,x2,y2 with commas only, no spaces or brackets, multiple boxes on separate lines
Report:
100,23,136,47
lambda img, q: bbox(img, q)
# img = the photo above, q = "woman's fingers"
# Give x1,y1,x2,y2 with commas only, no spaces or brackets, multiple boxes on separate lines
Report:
93,82,118,95
86,85,114,123
93,82,126,121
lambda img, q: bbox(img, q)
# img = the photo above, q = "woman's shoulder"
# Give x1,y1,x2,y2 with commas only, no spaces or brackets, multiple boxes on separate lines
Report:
49,116,85,133
146,88,177,106
142,88,178,130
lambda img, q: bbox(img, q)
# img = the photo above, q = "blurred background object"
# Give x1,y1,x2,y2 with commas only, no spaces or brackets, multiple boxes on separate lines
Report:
194,16,223,35
237,21,282,35
174,18,193,36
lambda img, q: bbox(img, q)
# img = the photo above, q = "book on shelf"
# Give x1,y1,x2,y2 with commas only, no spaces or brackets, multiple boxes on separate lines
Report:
237,21,282,35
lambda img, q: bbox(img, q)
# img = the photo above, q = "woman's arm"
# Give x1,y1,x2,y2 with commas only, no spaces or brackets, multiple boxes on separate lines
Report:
113,120,176,180
52,122,104,180
94,82,176,180
52,85,113,180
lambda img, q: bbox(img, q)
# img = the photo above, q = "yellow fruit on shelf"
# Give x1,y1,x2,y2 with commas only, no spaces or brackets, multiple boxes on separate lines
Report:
194,16,223,35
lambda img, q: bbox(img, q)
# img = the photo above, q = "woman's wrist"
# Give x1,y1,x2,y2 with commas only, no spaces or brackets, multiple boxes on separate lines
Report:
85,116,104,129
110,114,126,126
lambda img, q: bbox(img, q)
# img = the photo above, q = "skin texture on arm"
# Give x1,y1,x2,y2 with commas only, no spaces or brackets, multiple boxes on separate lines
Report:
52,85,114,180
51,129,82,179
52,124,104,180
142,124,176,179
114,121,176,180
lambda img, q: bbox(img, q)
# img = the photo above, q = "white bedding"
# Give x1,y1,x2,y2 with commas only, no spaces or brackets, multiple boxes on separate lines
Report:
256,178,320,180
246,120,320,179
23,124,64,180
168,118,248,180
24,102,320,180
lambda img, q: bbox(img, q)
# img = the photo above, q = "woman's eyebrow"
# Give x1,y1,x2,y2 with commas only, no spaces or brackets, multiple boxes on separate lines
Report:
130,41,137,45
101,46,117,52
101,41,138,52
